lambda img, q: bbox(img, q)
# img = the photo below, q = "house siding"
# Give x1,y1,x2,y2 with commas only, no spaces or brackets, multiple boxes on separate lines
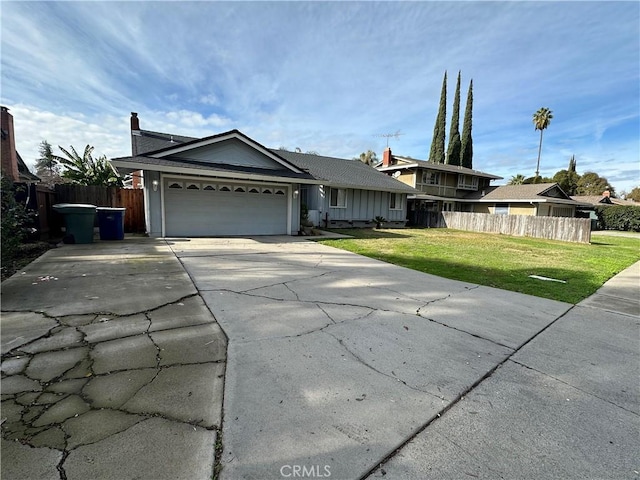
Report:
473,204,491,214
166,139,283,170
398,172,415,187
318,187,406,226
509,204,537,216
144,170,162,237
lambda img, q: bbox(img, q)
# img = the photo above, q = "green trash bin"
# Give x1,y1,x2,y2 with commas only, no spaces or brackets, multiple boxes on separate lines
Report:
53,203,97,244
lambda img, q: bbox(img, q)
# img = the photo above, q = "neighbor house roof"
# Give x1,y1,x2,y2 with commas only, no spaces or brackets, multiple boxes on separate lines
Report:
114,128,417,193
273,150,417,193
377,156,502,180
462,183,584,205
17,152,40,183
571,195,637,207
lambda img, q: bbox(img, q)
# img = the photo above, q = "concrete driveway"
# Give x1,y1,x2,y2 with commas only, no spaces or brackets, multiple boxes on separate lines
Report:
168,237,638,480
1,239,226,480
2,236,637,480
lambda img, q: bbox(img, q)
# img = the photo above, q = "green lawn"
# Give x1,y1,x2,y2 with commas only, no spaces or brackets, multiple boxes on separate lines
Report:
318,229,640,304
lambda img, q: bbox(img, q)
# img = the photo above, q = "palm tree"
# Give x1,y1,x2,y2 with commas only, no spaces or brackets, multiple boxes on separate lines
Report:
532,107,553,178
356,150,378,166
508,174,526,185
54,144,123,187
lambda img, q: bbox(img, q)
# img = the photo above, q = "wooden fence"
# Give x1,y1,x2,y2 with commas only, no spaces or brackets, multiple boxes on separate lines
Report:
53,184,145,233
439,212,591,243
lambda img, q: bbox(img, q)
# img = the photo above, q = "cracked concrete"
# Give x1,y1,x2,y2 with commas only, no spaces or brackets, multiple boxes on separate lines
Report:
169,237,624,480
4,236,637,480
1,238,226,480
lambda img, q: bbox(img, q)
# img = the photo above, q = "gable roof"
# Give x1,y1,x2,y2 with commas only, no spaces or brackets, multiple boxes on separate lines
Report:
17,152,40,183
273,150,417,193
571,195,637,207
135,129,304,174
463,183,582,205
377,156,502,180
132,129,196,155
115,128,417,193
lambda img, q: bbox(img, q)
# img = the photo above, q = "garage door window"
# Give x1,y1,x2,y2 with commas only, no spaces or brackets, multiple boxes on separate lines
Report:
234,186,246,193
203,184,216,191
262,188,273,194
186,183,200,190
219,185,231,192
168,182,183,189
248,187,260,194
275,188,286,195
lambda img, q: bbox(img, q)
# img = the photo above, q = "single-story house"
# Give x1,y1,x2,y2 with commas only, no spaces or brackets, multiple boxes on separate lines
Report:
462,183,586,217
110,113,416,237
571,191,638,223
571,191,637,207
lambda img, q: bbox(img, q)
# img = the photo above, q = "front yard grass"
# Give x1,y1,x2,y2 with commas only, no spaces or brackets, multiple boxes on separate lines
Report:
319,228,640,304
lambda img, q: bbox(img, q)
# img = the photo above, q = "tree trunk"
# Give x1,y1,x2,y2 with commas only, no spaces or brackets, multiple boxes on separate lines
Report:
535,129,544,177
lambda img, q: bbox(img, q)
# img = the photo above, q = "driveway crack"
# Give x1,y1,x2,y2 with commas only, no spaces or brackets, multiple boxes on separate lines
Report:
416,314,514,350
322,330,444,400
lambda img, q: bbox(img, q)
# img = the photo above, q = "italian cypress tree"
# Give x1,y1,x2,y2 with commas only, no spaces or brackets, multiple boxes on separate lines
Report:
446,71,462,165
428,71,447,164
460,79,473,169
568,154,576,173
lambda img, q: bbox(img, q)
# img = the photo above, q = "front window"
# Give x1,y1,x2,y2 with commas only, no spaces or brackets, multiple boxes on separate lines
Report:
422,172,441,185
494,203,509,215
390,193,402,210
330,188,346,208
457,175,479,190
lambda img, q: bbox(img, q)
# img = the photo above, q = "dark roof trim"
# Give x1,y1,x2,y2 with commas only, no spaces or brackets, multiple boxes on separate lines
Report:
110,155,318,184
142,129,305,174
377,158,502,180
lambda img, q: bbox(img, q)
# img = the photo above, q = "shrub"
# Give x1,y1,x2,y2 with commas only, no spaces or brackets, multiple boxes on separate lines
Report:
1,176,31,267
595,205,640,232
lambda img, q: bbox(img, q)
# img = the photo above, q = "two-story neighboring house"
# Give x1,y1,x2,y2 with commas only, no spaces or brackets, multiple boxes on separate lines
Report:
375,148,502,226
376,148,587,225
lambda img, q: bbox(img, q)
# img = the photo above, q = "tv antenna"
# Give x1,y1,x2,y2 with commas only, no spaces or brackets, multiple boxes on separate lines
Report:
374,130,404,147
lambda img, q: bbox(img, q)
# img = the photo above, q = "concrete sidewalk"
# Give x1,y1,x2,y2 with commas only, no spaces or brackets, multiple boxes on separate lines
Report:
371,261,640,479
1,239,227,480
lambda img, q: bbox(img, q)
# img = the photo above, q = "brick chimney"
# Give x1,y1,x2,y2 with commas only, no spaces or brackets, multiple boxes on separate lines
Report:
130,112,140,132
382,147,392,167
1,106,20,182
130,112,143,189
603,190,610,198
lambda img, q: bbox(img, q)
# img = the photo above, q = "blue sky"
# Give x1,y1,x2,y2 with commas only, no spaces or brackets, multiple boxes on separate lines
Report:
2,1,639,194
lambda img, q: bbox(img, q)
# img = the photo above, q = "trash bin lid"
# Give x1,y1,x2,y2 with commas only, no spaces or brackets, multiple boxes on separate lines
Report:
96,207,126,211
53,203,97,211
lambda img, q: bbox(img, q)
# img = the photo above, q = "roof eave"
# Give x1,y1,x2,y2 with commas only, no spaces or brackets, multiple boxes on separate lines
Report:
110,159,320,185
146,130,304,174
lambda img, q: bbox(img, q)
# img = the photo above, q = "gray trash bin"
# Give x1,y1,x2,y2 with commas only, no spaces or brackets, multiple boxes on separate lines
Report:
53,203,97,244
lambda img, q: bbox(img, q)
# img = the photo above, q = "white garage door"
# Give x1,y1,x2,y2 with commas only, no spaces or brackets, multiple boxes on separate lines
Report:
164,179,288,236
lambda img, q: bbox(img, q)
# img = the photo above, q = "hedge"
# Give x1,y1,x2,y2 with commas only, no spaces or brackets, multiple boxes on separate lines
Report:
595,205,640,232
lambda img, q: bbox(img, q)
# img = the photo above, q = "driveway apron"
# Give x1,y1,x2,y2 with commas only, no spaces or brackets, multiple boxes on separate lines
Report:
1,239,226,480
170,237,581,480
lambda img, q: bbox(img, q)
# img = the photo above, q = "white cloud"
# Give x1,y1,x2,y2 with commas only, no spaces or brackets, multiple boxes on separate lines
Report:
1,1,637,194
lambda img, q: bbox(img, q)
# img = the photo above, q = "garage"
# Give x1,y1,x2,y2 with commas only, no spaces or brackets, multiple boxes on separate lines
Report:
163,178,289,236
